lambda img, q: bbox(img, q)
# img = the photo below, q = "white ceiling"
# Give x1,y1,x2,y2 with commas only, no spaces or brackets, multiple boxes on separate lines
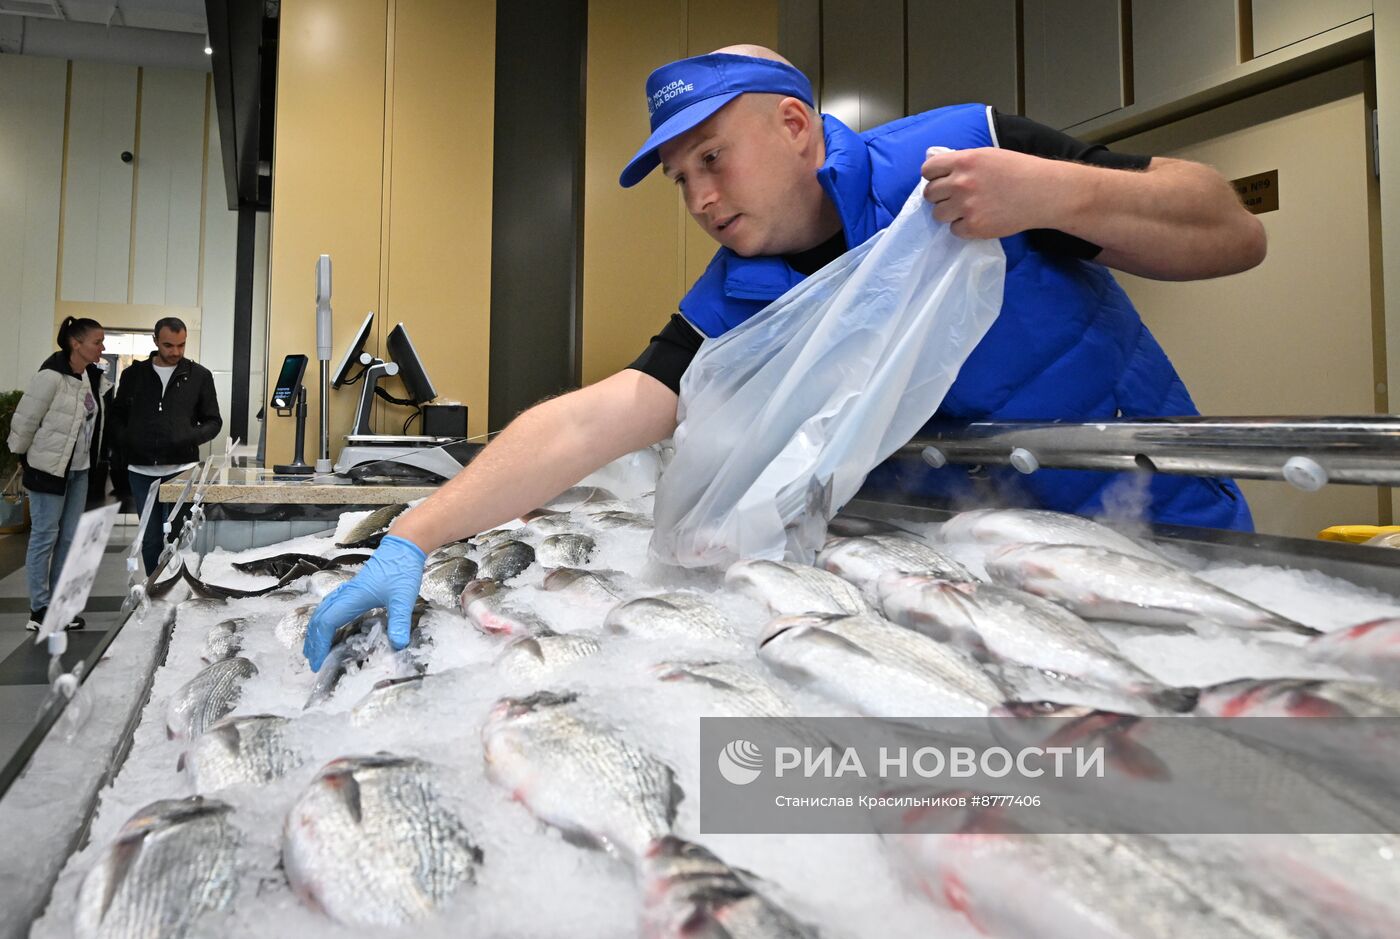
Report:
0,0,214,69
0,0,206,34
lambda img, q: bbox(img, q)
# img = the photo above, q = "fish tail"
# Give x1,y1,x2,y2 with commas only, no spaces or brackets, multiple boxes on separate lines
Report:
1280,618,1323,637
1145,685,1199,713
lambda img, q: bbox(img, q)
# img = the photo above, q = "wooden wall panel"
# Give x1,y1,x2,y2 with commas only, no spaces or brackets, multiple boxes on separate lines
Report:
683,0,780,290
1023,0,1124,129
132,68,207,308
386,0,496,439
1132,0,1240,105
1253,0,1372,57
907,0,1019,116
582,0,686,385
0,55,66,393
581,0,779,386
61,61,138,304
821,0,903,131
266,0,389,465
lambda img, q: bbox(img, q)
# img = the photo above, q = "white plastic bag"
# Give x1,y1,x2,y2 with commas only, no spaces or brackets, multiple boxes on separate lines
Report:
650,181,1006,567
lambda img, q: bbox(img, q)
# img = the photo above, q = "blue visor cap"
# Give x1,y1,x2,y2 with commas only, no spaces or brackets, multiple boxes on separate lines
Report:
619,53,815,188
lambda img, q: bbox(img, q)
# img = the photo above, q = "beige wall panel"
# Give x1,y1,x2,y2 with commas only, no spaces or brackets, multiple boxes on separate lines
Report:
0,55,66,392
822,0,903,132
1132,0,1240,104
907,0,1019,116
132,68,207,308
381,0,495,440
61,61,138,304
582,0,685,385
267,0,388,465
1114,64,1380,537
1024,0,1123,129
582,0,779,386
1253,0,1372,57
201,79,240,376
208,368,233,453
683,0,780,290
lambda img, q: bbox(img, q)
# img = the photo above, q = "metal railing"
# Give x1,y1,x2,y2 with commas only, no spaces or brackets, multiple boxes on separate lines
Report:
902,416,1400,490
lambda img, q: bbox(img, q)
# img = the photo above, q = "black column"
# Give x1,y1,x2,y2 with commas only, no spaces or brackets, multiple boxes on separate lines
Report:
229,205,256,442
487,0,588,432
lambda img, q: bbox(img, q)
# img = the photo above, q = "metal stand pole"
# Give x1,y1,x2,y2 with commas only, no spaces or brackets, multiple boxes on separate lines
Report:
316,361,331,473
274,388,314,475
314,254,334,474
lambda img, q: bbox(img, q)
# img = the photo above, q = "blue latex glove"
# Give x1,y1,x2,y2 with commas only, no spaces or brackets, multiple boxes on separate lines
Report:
303,534,426,671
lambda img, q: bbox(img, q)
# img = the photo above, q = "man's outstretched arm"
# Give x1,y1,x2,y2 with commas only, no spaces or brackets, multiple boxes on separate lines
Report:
921,148,1266,281
302,368,678,669
389,367,679,552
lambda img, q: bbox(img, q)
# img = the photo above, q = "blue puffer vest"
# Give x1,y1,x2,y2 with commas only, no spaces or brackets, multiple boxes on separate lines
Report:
678,105,1252,531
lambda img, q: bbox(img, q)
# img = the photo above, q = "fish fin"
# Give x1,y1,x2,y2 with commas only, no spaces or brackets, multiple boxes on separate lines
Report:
344,774,364,824
558,826,608,852
327,770,364,824
678,909,718,937
666,772,685,828
175,752,186,772
1104,733,1172,780
797,625,876,659
1146,685,1199,713
101,830,148,921
904,613,953,644
666,671,741,694
1286,688,1349,717
214,720,244,750
277,559,323,585
961,635,994,663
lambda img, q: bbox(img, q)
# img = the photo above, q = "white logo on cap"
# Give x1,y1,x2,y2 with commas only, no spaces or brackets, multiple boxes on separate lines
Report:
649,78,696,116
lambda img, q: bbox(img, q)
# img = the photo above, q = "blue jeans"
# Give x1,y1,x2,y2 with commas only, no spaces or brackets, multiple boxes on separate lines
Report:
127,471,176,576
26,469,89,612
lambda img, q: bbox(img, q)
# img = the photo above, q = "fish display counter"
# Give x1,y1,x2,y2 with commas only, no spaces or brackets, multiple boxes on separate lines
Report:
156,465,442,555
3,479,1400,938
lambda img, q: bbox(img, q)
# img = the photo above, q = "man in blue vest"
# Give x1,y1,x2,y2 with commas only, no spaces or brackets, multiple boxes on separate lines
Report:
300,44,1265,671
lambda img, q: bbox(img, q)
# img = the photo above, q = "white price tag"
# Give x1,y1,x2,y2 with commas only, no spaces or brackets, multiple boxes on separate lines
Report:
129,481,160,562
220,436,239,484
39,503,118,640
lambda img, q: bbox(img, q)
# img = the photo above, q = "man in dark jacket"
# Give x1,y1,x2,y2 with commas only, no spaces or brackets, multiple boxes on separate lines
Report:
108,317,222,574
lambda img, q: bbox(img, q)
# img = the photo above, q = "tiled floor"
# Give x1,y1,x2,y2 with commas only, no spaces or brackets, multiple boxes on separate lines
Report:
0,516,144,773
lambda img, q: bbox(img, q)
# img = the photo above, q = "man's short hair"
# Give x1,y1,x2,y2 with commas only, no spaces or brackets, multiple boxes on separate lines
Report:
154,316,187,337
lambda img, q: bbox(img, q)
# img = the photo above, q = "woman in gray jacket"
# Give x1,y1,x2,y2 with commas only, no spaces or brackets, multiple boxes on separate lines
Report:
7,316,109,631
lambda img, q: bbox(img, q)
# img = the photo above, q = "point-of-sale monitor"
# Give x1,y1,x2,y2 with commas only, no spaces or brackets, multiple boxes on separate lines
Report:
386,322,437,405
331,311,375,388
